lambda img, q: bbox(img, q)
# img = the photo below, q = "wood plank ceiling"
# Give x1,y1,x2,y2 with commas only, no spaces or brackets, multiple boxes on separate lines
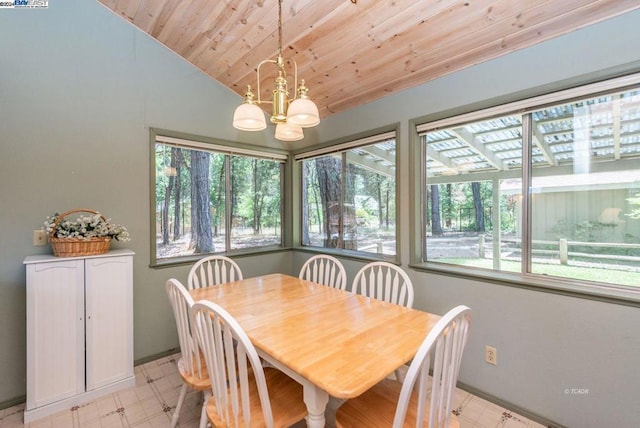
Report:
97,0,640,119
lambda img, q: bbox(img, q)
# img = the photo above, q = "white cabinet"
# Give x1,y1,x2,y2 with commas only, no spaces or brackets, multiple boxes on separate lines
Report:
23,249,135,423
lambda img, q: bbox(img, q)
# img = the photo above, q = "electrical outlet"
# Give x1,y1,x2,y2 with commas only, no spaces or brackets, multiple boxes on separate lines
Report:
33,229,47,246
485,345,497,365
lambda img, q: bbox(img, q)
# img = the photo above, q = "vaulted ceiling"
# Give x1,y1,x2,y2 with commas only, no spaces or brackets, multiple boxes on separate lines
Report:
97,0,640,119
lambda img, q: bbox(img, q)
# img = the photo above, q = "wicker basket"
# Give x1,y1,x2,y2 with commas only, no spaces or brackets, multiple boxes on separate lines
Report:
49,208,112,257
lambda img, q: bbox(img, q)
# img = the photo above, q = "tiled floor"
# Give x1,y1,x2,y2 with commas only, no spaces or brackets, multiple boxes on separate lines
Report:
0,353,547,428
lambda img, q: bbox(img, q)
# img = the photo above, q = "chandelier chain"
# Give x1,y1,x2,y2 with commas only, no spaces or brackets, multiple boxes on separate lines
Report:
278,0,283,57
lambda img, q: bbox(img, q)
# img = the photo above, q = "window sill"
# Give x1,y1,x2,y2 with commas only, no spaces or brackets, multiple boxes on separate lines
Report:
408,261,640,307
293,246,399,265
150,246,291,269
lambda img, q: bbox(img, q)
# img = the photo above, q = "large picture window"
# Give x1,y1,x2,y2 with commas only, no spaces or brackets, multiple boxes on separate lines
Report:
420,80,640,290
297,132,397,257
152,133,286,264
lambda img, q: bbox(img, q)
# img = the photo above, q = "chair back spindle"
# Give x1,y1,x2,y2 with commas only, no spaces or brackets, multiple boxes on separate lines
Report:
188,255,243,290
352,261,414,307
299,254,347,290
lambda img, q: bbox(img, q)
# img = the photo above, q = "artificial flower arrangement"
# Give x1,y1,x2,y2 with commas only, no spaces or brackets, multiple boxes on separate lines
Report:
43,208,130,257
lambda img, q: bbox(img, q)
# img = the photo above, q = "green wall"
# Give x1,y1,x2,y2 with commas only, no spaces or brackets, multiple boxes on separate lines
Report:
1,1,640,426
0,0,292,406
291,8,640,427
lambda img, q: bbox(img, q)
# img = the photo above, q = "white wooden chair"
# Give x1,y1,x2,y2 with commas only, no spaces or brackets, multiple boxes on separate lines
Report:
187,255,243,290
351,261,414,308
165,279,211,428
191,300,307,428
352,262,415,381
299,254,348,290
335,305,472,428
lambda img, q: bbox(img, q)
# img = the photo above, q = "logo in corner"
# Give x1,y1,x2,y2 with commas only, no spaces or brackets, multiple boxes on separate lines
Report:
0,0,48,8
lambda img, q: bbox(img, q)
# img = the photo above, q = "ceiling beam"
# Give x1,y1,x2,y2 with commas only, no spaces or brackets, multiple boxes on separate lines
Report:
532,125,557,166
451,128,504,171
426,145,457,172
358,146,395,165
345,153,394,179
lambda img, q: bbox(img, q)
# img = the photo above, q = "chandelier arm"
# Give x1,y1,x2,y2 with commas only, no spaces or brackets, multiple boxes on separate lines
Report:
256,58,278,104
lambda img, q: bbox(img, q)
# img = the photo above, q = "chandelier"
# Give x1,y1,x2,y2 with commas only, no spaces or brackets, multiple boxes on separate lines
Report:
232,0,320,142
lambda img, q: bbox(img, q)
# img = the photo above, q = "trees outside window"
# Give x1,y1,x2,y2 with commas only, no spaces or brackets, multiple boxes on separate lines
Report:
153,137,285,263
190,150,213,254
299,135,397,256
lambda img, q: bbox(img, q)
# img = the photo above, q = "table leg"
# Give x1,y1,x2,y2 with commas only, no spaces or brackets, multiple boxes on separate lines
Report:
258,352,329,427
303,384,329,428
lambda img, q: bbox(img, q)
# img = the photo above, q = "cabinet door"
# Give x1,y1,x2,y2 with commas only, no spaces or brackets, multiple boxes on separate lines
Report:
26,260,85,409
85,255,133,391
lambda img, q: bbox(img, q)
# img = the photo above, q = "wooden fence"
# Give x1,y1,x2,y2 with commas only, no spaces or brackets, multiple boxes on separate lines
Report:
499,237,640,265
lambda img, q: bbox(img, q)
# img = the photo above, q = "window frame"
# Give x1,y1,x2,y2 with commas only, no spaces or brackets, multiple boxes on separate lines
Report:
149,128,290,267
293,128,400,263
411,73,640,303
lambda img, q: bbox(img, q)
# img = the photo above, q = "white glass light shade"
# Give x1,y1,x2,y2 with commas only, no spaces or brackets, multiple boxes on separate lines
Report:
287,98,320,127
233,103,267,131
274,122,304,141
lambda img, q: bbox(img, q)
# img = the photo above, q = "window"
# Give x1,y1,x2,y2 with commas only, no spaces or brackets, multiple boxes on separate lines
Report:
419,77,640,290
152,133,286,264
297,132,397,257
423,115,523,274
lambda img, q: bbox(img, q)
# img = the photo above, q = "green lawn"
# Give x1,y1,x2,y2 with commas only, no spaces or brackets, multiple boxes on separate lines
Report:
437,258,640,287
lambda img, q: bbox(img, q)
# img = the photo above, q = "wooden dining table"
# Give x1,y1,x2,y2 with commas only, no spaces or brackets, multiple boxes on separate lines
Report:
189,273,440,428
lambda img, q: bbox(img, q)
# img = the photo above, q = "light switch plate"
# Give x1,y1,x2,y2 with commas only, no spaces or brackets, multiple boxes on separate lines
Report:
33,230,47,246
